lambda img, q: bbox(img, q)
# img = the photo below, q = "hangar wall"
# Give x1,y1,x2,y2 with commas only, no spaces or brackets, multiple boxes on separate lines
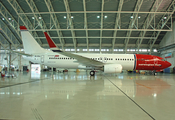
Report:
159,21,175,68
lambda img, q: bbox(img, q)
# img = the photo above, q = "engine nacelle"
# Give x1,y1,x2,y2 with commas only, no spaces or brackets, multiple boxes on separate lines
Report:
103,64,122,73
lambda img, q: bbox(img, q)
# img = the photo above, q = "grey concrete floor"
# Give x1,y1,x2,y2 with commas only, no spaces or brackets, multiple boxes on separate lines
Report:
0,71,174,120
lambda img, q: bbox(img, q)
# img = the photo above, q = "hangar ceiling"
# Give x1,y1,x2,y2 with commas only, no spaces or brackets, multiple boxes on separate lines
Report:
0,0,175,53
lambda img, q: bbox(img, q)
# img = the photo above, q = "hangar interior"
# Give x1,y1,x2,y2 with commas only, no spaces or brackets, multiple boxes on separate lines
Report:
0,0,175,120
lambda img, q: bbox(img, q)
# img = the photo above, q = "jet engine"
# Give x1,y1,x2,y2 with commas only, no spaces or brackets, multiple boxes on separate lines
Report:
103,64,122,73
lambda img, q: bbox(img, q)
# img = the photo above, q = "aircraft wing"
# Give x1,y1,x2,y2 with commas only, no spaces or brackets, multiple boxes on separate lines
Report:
44,32,104,67
11,50,32,56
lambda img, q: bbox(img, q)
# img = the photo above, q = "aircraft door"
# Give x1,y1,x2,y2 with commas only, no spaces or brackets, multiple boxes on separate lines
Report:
154,57,158,69
98,57,102,62
41,55,44,63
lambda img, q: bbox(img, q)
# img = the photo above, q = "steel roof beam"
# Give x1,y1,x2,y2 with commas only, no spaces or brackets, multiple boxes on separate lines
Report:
0,2,21,44
0,21,18,49
83,0,89,52
18,11,171,14
112,0,124,53
25,0,49,44
63,0,77,52
44,0,65,50
6,0,42,45
27,28,172,32
100,0,104,52
136,0,164,51
149,1,175,50
36,36,155,39
0,34,9,50
124,0,144,52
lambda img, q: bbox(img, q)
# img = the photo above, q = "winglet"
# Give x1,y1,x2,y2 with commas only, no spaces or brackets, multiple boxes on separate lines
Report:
44,32,62,52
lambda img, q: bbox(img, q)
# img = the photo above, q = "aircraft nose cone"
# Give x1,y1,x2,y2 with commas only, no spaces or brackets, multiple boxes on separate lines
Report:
166,61,171,67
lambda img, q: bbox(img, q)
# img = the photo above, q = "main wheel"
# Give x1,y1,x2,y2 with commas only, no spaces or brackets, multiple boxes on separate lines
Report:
90,71,95,76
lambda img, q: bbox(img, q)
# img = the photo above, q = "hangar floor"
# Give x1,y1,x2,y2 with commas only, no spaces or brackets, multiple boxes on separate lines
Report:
0,71,174,120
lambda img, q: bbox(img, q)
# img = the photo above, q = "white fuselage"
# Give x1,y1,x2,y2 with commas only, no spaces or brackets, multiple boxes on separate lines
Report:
23,50,135,70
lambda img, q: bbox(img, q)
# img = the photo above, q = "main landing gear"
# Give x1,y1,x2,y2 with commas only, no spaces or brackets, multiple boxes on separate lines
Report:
90,70,95,76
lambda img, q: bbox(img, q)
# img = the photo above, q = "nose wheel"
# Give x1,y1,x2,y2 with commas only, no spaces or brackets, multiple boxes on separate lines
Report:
153,70,157,76
90,70,95,76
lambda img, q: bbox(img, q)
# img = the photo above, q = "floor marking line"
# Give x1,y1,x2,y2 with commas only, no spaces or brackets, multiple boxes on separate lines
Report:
31,108,43,120
136,83,152,89
0,77,51,89
105,76,155,120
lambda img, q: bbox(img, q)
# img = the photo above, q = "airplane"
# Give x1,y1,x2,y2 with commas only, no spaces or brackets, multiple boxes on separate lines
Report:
19,26,171,76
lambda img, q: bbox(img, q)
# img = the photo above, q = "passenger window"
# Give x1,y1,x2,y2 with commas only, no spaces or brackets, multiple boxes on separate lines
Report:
111,58,113,60
116,58,117,60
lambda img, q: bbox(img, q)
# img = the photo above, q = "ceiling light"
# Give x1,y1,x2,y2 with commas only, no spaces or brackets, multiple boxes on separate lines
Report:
32,17,35,19
39,17,42,19
8,18,11,20
164,17,167,19
64,16,66,19
131,16,133,19
71,16,74,18
138,16,141,19
97,16,100,18
104,16,107,18
2,18,5,20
